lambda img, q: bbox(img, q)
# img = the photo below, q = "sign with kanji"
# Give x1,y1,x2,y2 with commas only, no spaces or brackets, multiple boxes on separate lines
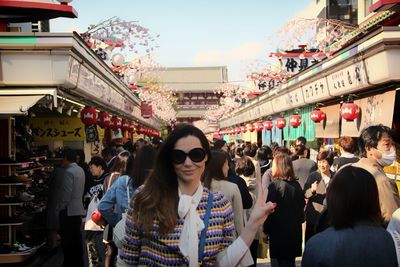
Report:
29,117,104,141
326,61,368,96
301,77,330,104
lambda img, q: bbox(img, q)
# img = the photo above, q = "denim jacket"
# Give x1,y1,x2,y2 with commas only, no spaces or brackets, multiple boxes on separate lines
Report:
98,175,134,227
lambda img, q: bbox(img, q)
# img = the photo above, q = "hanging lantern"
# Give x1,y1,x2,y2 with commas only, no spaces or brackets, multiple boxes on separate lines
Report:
310,108,326,123
276,117,287,129
128,122,135,132
110,116,122,131
241,125,247,133
111,53,125,67
80,107,98,125
121,119,130,131
289,114,302,128
97,111,111,128
247,123,255,132
255,122,264,132
141,102,153,119
341,102,360,121
229,129,235,135
136,125,142,134
264,120,273,131
235,127,241,134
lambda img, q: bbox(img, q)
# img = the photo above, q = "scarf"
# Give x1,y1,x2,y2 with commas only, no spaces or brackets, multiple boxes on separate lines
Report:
178,184,205,267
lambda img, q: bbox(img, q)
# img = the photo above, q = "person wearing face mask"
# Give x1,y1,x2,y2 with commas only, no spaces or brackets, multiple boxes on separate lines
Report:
353,124,400,226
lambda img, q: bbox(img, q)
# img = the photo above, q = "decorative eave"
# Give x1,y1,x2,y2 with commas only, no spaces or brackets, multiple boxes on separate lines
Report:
0,0,78,22
219,26,400,128
0,31,162,129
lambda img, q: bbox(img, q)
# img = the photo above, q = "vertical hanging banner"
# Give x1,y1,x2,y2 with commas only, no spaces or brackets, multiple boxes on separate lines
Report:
341,90,396,137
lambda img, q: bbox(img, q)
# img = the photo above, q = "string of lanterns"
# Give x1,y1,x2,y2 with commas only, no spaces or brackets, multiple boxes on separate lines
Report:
215,101,360,136
80,107,160,137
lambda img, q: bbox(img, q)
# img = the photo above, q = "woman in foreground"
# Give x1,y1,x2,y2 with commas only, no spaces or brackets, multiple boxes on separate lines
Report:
118,124,276,266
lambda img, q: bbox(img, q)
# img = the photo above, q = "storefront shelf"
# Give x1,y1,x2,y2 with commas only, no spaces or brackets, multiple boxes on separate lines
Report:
0,162,33,166
0,247,38,264
0,202,23,206
0,182,24,186
0,222,24,226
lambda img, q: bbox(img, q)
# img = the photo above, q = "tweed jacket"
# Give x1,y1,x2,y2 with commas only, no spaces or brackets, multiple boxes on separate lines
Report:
119,188,234,266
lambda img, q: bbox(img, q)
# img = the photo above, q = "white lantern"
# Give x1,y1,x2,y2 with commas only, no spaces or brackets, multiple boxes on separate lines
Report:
111,53,125,67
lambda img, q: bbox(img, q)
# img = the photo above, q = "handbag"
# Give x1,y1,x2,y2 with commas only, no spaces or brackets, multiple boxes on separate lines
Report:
198,191,213,263
113,176,131,248
91,174,115,226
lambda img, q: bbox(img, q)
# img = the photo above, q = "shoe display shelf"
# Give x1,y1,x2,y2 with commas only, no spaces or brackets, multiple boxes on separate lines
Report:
0,160,41,264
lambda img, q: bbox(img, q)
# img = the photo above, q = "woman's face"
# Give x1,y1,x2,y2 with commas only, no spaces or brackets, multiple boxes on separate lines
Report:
173,135,208,185
222,160,229,178
318,159,330,174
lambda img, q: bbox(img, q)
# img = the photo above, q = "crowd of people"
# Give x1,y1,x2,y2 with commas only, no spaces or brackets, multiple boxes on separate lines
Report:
46,124,400,267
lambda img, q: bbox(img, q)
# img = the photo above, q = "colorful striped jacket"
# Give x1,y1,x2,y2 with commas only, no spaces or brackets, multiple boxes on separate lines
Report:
119,187,234,266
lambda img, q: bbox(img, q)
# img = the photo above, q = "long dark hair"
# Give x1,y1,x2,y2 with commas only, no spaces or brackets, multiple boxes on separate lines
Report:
203,150,229,189
327,165,383,229
132,144,156,188
109,151,130,174
133,124,211,233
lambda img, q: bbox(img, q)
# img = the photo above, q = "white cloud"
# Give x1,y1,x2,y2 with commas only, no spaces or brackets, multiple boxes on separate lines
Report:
193,42,264,66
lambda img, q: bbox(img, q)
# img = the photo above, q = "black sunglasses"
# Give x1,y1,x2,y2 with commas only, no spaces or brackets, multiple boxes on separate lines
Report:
171,148,206,164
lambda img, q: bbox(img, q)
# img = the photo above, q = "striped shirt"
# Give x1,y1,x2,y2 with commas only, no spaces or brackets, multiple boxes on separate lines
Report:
119,188,234,266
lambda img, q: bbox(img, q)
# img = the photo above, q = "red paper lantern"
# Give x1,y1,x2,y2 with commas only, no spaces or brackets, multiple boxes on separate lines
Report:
136,125,142,134
97,111,111,128
235,127,241,134
310,109,326,123
247,124,255,132
141,102,152,119
80,107,98,125
341,102,360,121
121,119,130,131
289,114,302,128
128,122,135,132
255,122,264,132
241,125,247,133
264,120,273,131
276,117,286,129
229,129,235,135
110,117,122,130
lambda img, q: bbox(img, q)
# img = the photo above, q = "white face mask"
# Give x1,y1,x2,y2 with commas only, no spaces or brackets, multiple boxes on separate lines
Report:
376,147,397,167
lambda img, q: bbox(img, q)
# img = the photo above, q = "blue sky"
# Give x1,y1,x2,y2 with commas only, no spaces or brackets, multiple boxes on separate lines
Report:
51,0,313,82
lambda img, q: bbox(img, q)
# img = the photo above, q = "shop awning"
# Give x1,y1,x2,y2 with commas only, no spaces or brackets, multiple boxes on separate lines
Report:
0,95,45,114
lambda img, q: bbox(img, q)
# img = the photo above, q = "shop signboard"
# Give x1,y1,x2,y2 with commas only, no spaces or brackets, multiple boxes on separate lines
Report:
301,77,330,104
29,117,105,141
326,61,368,96
259,101,273,117
271,87,304,113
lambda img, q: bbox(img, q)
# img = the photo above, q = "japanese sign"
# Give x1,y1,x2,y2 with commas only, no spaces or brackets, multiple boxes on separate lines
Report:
327,61,368,96
284,57,317,74
301,77,330,104
29,117,104,141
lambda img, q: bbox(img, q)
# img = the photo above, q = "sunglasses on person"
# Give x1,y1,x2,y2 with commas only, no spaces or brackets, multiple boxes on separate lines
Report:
171,148,206,164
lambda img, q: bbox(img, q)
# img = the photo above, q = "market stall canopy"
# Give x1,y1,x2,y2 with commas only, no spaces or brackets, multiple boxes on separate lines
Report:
0,95,45,114
0,0,78,23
